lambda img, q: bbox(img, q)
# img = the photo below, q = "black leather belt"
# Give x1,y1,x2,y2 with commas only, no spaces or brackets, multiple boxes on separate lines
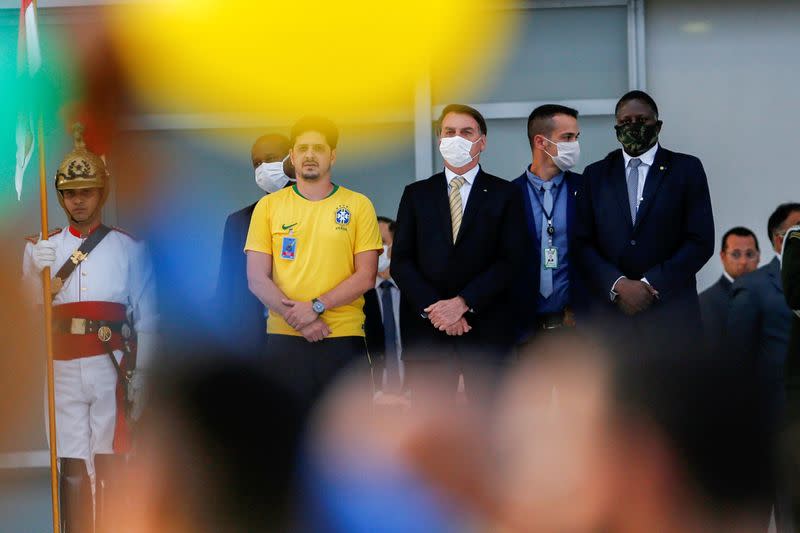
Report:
535,311,567,330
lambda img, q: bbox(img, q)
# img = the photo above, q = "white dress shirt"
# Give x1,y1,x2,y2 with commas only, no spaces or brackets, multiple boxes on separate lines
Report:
375,276,404,385
610,143,660,300
444,164,480,213
622,142,659,214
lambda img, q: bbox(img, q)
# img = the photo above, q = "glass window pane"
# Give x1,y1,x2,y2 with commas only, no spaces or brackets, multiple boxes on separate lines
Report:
432,115,619,181
432,6,629,105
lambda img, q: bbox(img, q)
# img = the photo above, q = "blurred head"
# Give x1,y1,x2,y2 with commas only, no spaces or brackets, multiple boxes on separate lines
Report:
720,227,760,279
767,202,800,254
437,104,486,173
495,331,773,533
289,116,339,182
614,90,662,157
527,104,580,174
118,351,304,533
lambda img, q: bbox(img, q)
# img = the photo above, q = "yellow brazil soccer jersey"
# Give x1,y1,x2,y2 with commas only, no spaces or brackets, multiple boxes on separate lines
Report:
244,183,382,338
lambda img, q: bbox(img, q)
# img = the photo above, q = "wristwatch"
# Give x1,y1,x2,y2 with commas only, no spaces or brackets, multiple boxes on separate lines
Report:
311,298,326,315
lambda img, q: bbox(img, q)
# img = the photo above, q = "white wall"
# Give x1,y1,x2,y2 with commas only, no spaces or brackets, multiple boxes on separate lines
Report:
646,0,800,290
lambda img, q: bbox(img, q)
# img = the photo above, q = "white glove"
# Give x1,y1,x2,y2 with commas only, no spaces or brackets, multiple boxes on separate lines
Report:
128,370,147,420
129,332,157,420
31,235,58,273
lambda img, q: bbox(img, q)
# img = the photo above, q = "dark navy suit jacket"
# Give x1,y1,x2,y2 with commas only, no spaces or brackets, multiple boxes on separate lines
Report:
727,257,793,421
511,170,589,333
392,169,527,357
574,146,715,342
699,275,733,356
216,201,268,356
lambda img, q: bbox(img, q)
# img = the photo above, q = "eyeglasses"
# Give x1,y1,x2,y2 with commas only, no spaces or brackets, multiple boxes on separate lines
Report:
726,250,758,260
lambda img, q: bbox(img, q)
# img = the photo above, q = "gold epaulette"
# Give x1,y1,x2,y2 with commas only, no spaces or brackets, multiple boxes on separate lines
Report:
111,226,140,241
24,228,62,244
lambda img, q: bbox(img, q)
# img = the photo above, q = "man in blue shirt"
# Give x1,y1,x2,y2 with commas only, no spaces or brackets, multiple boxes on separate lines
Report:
512,105,586,341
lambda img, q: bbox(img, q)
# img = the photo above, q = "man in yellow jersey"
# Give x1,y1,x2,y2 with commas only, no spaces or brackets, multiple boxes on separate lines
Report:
245,116,382,406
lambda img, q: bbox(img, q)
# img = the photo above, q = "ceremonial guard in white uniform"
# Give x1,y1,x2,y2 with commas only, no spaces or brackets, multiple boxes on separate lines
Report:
22,125,157,533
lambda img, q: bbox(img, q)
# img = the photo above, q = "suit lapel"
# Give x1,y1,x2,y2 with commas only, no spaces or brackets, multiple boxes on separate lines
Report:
633,147,671,232
566,171,577,240
430,173,454,245
455,171,489,246
767,257,784,293
609,152,633,231
519,173,540,246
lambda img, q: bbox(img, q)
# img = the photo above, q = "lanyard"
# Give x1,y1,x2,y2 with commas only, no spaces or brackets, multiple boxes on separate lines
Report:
526,178,564,223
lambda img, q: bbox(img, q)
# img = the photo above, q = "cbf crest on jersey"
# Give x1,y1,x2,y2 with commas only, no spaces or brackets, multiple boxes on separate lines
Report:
335,205,351,229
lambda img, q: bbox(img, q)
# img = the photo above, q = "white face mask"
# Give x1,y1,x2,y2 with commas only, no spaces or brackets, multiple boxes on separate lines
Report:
255,156,292,193
544,138,580,171
378,244,391,273
439,135,482,168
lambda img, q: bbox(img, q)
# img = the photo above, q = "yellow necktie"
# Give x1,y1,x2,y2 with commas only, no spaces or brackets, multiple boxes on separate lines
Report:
449,175,466,242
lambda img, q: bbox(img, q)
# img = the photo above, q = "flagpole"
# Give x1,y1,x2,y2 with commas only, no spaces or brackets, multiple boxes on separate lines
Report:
31,0,62,530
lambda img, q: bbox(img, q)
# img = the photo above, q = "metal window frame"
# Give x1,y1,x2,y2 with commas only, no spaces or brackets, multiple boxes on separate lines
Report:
415,0,646,179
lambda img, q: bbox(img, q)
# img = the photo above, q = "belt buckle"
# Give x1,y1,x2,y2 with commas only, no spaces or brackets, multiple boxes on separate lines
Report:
70,318,87,335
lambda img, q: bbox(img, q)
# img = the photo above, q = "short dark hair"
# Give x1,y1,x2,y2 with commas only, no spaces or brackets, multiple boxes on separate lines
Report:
377,216,396,234
437,104,487,136
289,116,339,150
615,90,659,118
721,227,759,252
526,104,579,147
767,203,800,244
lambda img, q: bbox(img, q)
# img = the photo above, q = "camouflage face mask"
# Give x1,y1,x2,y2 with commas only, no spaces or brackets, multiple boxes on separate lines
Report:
614,121,661,156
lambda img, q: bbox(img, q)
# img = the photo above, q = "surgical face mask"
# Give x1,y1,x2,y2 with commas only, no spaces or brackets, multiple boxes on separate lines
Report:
378,244,391,273
544,138,580,171
614,121,661,156
255,156,292,193
439,135,481,168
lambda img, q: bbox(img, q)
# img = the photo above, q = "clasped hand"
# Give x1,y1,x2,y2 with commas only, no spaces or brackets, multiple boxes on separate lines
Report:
424,297,472,336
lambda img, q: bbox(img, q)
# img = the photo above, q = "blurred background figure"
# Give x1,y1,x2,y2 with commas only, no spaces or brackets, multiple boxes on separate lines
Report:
781,223,800,532
215,133,293,358
728,204,800,439
495,332,775,533
699,226,760,355
364,215,414,403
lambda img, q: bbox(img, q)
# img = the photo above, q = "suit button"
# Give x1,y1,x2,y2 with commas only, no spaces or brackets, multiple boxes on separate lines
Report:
630,240,637,245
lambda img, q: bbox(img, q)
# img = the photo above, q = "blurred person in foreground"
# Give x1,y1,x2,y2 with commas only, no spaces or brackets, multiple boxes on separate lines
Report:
493,332,774,533
106,348,304,533
245,116,382,411
216,134,294,357
22,125,157,532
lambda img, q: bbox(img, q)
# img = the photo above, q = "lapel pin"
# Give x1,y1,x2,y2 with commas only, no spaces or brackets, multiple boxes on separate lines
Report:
659,166,666,171
483,189,487,192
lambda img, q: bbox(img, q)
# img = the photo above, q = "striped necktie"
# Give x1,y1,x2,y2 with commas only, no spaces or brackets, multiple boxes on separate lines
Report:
449,175,466,243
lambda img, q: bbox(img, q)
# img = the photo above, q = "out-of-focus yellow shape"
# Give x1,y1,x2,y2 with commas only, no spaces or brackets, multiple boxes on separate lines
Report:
108,0,516,122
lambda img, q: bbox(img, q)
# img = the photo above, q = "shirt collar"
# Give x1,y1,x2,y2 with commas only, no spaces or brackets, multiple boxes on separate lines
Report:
525,166,565,190
444,164,480,187
375,277,397,290
68,224,101,239
623,142,659,169
722,270,734,283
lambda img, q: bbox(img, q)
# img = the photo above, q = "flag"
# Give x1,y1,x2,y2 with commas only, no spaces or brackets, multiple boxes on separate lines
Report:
14,0,42,201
